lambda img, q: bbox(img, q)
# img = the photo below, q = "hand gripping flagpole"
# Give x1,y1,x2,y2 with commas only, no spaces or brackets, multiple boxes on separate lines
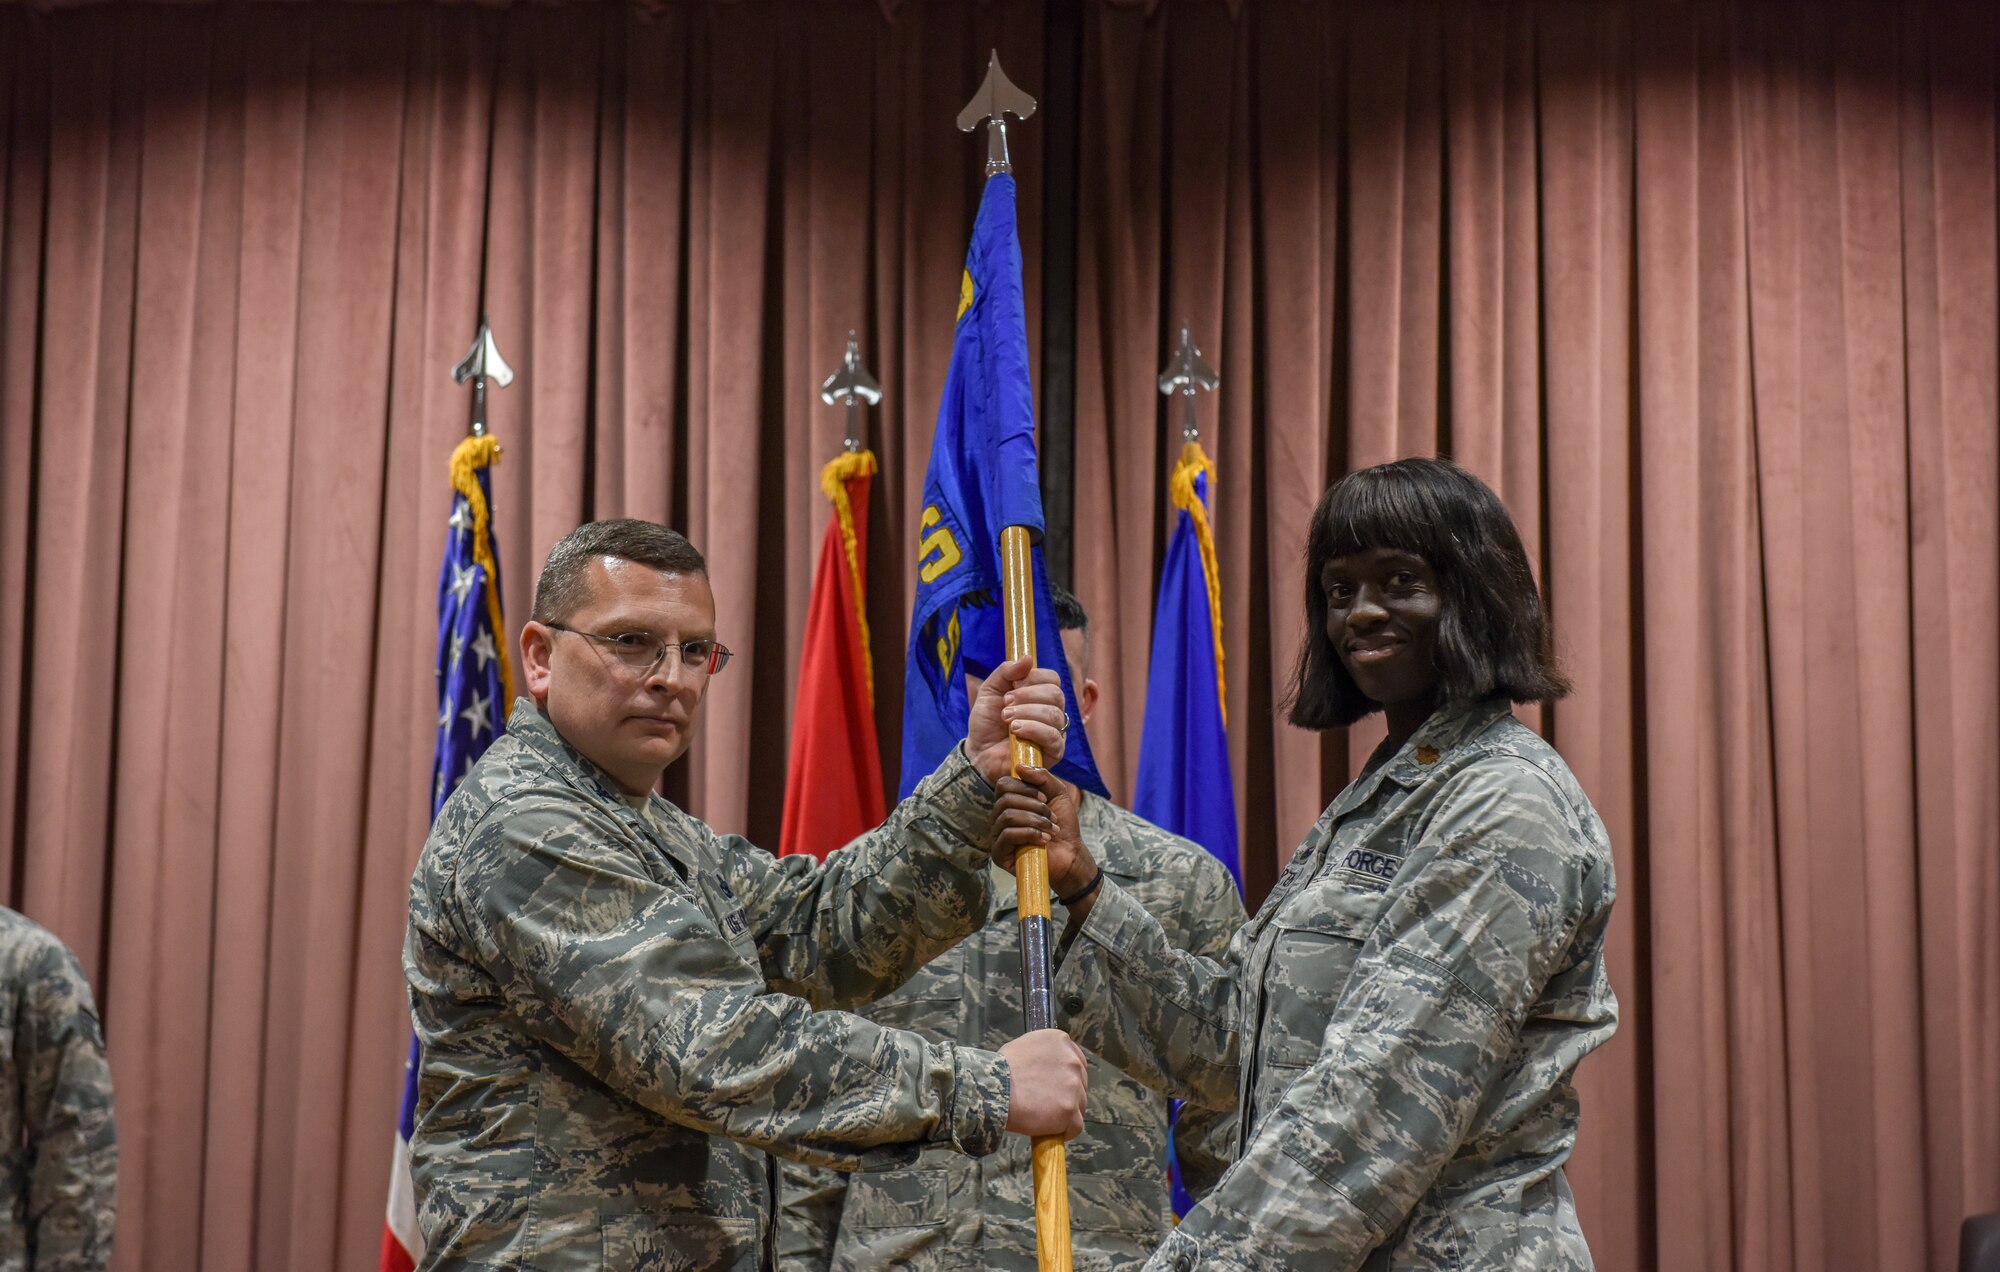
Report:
959,52,1073,1272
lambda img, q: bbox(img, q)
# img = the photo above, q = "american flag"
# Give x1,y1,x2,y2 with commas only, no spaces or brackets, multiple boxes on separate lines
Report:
381,434,512,1272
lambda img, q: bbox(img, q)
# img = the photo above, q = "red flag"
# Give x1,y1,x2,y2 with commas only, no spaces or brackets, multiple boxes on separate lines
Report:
780,450,888,858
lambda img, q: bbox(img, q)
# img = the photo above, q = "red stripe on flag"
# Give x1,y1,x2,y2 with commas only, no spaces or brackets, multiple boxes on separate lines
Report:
378,1225,416,1272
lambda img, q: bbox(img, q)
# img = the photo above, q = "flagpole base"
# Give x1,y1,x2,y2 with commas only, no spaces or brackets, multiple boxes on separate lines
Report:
1032,1134,1075,1272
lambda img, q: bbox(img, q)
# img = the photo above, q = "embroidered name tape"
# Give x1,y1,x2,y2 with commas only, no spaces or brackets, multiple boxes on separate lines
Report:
714,877,751,937
1336,847,1403,883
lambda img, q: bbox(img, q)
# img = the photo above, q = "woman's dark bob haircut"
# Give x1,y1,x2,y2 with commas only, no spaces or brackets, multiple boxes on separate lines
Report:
1287,457,1569,729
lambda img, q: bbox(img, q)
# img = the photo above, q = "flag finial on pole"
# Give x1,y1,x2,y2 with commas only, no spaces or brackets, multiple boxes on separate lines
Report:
957,50,1037,177
452,318,514,438
1157,322,1218,444
820,330,883,454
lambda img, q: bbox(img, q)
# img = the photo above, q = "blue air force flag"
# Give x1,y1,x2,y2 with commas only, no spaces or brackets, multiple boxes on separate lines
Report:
1128,442,1232,1216
1131,440,1242,1218
899,174,1106,799
1133,442,1240,887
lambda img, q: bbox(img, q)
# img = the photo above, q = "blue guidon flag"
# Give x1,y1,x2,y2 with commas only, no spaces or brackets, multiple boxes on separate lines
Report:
1133,440,1241,891
381,433,513,1272
898,173,1106,799
1132,437,1243,1217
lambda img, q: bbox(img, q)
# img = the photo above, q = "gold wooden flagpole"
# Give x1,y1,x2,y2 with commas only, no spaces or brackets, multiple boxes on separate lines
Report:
959,49,1073,1272
1001,526,1073,1272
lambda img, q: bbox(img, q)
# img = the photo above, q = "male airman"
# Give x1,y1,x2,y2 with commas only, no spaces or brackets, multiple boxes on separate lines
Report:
405,519,1091,1270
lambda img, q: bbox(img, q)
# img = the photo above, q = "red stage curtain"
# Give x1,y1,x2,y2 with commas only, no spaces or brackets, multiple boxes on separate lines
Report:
1,3,1995,1270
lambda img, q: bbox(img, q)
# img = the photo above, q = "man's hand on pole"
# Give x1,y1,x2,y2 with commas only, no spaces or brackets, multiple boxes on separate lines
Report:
968,656,1068,785
999,1030,1089,1140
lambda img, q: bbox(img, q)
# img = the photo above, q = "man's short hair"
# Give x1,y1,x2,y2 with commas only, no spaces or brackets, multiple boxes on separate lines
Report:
532,519,707,625
1286,457,1569,729
1047,581,1090,677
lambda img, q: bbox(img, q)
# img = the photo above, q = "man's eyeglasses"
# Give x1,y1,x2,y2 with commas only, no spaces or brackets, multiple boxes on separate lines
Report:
544,623,733,677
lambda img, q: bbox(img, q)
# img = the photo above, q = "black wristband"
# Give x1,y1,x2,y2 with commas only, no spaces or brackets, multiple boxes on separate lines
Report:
1056,865,1105,908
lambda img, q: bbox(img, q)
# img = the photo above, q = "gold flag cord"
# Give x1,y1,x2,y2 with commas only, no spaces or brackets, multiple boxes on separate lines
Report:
819,448,879,706
1167,439,1226,724
449,434,515,707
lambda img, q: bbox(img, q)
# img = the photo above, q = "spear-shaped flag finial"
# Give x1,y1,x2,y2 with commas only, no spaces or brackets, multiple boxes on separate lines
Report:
1157,322,1219,443
452,319,515,438
957,50,1037,177
820,330,883,453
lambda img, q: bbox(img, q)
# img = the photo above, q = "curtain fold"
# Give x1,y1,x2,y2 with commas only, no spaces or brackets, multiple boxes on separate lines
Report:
1,3,1996,1271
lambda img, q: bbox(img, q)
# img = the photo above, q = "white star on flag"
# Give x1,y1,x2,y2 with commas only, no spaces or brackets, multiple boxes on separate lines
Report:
448,501,471,531
450,563,478,601
448,630,465,671
470,630,498,672
460,689,493,738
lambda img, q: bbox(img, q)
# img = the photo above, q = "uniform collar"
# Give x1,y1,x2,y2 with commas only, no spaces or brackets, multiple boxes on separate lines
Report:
1324,696,1515,821
504,698,634,800
502,698,690,867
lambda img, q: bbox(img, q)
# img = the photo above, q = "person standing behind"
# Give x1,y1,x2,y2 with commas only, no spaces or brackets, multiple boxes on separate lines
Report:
0,905,117,1272
779,585,1247,1272
405,520,1089,1272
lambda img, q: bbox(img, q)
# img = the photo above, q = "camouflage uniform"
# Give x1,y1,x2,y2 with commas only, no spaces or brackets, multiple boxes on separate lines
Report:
1059,699,1617,1271
0,906,117,1272
778,795,1245,1272
405,700,1014,1271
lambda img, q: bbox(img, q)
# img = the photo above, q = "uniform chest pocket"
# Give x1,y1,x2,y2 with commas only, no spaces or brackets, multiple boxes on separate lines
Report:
602,1212,761,1271
843,1167,948,1228
1069,1064,1164,1178
1260,881,1388,1068
864,944,965,1034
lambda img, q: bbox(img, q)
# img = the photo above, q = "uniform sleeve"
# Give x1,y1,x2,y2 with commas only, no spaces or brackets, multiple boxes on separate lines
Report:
1053,877,1246,1109
18,940,118,1272
726,741,998,1010
1150,763,1603,1272
1162,850,1249,1200
1171,849,1249,966
776,1158,847,1272
450,792,1012,1172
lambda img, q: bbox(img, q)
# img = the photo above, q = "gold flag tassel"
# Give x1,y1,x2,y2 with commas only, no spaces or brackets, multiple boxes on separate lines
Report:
448,434,515,707
819,448,879,705
1166,439,1225,723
